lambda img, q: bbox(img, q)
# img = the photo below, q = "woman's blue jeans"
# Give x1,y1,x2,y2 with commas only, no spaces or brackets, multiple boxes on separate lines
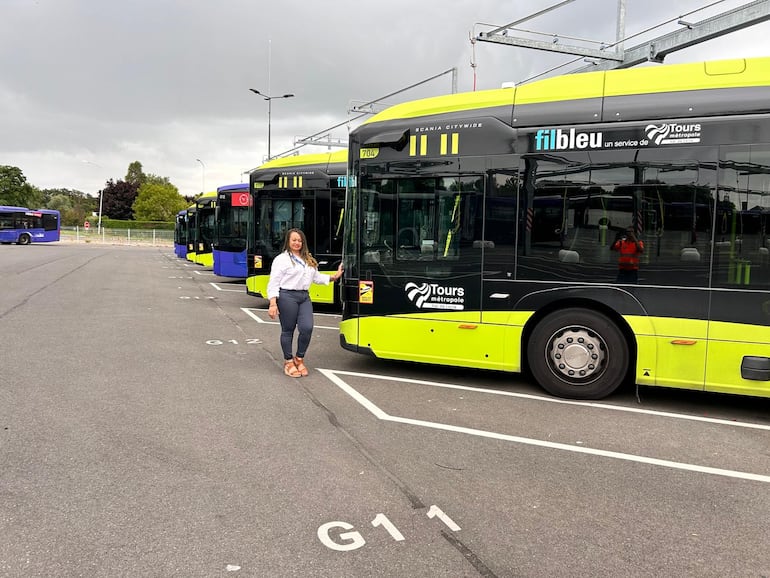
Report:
277,289,314,360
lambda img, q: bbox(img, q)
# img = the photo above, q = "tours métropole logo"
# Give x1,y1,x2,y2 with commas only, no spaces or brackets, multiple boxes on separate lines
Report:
644,122,702,145
405,282,465,310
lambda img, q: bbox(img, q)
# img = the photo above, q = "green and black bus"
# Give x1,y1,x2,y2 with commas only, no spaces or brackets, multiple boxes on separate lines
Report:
341,56,770,400
185,203,197,263
246,151,346,304
189,191,217,268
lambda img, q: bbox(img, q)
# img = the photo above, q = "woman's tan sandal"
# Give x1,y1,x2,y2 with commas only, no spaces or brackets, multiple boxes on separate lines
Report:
284,360,301,378
293,357,309,377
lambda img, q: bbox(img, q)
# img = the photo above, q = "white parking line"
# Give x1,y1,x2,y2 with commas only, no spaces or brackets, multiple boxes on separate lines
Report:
319,369,770,484
241,307,339,329
326,370,770,431
210,283,244,292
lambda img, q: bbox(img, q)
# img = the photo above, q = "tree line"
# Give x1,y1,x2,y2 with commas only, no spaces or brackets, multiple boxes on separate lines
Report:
0,161,195,226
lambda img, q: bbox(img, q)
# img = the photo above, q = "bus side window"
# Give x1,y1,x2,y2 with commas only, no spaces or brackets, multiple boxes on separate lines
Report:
717,144,770,288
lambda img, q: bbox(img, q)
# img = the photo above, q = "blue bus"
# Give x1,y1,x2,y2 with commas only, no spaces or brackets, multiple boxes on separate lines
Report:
213,183,249,278
0,206,60,244
174,209,188,258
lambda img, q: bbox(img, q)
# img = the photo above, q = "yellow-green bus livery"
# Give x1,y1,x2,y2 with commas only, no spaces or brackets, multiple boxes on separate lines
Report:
341,56,770,400
191,191,217,268
246,151,346,305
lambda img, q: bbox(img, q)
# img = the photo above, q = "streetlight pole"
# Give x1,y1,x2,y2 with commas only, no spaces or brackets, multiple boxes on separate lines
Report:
248,89,294,160
97,189,104,234
196,158,205,194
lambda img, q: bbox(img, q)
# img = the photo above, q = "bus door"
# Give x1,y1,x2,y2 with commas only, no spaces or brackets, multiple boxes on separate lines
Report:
355,170,485,364
254,193,306,261
307,188,338,264
631,147,718,390
305,186,345,304
706,144,770,397
186,207,198,261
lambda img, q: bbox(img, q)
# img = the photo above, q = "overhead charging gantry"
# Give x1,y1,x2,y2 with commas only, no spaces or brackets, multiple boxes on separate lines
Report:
475,0,770,75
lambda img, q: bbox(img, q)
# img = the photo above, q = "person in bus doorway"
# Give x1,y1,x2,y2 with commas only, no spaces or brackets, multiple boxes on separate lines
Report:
611,226,644,283
267,228,343,378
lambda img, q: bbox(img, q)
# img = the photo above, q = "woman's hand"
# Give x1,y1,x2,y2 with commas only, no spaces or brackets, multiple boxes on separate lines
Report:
332,263,344,282
268,302,278,319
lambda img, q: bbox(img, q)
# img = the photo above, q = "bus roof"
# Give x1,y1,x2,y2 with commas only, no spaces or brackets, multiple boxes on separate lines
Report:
217,183,249,193
255,150,348,171
250,150,348,184
0,206,59,214
360,57,770,128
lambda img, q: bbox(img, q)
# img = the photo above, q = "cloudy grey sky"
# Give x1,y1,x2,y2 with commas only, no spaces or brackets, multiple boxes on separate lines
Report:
2,0,769,198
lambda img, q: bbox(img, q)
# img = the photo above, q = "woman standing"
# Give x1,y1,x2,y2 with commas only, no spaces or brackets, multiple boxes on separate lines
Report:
267,228,343,377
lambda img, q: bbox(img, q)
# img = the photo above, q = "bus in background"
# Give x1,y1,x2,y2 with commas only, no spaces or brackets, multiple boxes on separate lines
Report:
213,183,250,278
191,191,217,267
341,56,770,401
185,203,198,263
247,150,346,305
174,209,188,258
0,206,60,245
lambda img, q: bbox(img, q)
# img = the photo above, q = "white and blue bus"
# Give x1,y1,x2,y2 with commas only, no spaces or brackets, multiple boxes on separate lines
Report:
0,206,60,245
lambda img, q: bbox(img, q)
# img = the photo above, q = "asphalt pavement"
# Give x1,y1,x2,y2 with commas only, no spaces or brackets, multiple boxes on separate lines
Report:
1,243,768,577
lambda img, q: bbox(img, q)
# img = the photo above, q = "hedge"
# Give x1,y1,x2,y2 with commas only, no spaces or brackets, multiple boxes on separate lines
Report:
96,218,175,231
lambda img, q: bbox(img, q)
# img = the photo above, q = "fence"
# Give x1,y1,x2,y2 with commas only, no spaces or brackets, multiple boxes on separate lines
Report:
60,227,174,247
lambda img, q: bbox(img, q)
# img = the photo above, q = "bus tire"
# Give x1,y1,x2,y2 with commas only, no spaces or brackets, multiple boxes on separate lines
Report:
527,308,628,400
17,233,31,245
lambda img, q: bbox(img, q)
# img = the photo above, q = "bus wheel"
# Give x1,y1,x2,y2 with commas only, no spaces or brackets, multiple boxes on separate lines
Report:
17,233,31,245
527,308,628,400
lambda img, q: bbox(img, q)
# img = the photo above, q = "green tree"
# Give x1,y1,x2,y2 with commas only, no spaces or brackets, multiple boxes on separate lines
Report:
0,165,42,207
125,161,146,188
42,189,95,226
145,174,171,186
132,181,188,221
48,193,73,213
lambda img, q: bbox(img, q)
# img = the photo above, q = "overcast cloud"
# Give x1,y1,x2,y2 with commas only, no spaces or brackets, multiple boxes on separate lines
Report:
2,0,769,197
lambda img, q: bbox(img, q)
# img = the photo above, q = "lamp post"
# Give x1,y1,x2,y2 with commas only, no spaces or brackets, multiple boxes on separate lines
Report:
97,189,104,234
196,158,205,194
248,89,294,160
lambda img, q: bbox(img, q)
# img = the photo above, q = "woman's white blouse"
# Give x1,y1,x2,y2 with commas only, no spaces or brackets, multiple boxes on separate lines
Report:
266,251,331,299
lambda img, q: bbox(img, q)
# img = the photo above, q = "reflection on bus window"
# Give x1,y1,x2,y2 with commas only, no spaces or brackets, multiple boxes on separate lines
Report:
716,144,770,288
513,148,717,288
